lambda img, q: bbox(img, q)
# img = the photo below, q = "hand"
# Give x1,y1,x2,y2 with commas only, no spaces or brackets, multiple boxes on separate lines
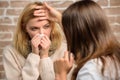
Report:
34,5,48,20
54,51,74,80
34,2,62,24
44,2,62,24
39,35,51,58
31,34,41,55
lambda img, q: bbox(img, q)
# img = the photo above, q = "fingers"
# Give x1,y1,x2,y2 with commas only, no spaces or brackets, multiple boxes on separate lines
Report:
63,51,74,63
34,9,47,17
34,9,46,15
64,51,69,60
34,10,45,15
31,34,41,54
40,35,51,49
54,52,74,75
43,2,52,10
69,53,74,64
34,6,44,10
40,35,50,44
34,10,48,20
34,5,48,20
31,34,40,47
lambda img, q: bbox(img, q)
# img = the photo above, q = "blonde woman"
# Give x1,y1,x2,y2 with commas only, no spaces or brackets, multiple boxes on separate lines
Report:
2,2,68,80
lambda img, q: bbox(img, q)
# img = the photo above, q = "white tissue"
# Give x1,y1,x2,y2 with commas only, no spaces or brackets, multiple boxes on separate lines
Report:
39,34,44,39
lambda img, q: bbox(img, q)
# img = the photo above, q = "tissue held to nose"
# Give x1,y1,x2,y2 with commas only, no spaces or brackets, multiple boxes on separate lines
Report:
39,34,44,39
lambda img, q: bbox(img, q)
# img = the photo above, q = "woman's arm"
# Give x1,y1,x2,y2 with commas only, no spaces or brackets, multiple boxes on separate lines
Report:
39,41,67,80
2,46,40,80
39,57,55,80
54,51,74,80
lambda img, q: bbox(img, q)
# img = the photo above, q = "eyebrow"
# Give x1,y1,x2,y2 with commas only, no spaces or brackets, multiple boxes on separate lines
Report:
37,19,50,25
30,22,50,28
44,23,50,26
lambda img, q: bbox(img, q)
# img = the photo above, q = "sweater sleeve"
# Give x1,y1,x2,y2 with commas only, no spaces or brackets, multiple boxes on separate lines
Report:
39,57,55,80
2,46,40,80
22,53,40,80
39,41,67,80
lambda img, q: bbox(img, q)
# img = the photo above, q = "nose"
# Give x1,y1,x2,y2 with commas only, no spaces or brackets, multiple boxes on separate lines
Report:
39,28,43,34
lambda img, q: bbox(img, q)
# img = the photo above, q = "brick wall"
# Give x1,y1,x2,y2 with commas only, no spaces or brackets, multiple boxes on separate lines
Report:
0,0,120,79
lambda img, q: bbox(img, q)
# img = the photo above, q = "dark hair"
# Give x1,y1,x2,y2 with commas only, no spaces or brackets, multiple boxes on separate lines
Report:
62,0,120,80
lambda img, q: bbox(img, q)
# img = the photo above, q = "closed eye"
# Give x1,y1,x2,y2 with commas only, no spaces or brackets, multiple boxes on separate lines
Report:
30,27,39,31
43,23,50,29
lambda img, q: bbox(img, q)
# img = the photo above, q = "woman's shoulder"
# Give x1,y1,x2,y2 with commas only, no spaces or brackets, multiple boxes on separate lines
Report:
3,44,16,56
76,58,103,80
77,58,120,80
85,58,102,67
3,44,14,51
81,58,103,72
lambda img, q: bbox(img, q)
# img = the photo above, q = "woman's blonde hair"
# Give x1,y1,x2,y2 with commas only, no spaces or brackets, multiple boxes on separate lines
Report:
13,2,63,58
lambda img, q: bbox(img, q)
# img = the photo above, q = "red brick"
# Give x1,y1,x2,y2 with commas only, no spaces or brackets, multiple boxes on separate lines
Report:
108,16,120,24
104,7,120,15
46,1,73,8
6,9,22,16
111,25,120,33
116,16,120,24
0,17,12,24
113,32,120,42
0,1,9,8
110,0,120,6
0,71,5,79
97,0,108,6
0,49,3,55
108,16,116,23
14,17,19,23
0,33,13,41
0,56,2,63
0,65,4,71
0,25,15,32
0,41,12,49
0,9,4,15
10,1,30,7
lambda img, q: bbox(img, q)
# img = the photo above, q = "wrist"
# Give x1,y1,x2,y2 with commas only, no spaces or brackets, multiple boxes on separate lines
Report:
40,54,48,59
32,47,39,55
32,50,39,55
55,73,67,80
57,13,62,24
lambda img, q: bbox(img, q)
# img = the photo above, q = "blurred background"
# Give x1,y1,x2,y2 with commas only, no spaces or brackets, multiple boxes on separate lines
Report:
0,0,120,79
